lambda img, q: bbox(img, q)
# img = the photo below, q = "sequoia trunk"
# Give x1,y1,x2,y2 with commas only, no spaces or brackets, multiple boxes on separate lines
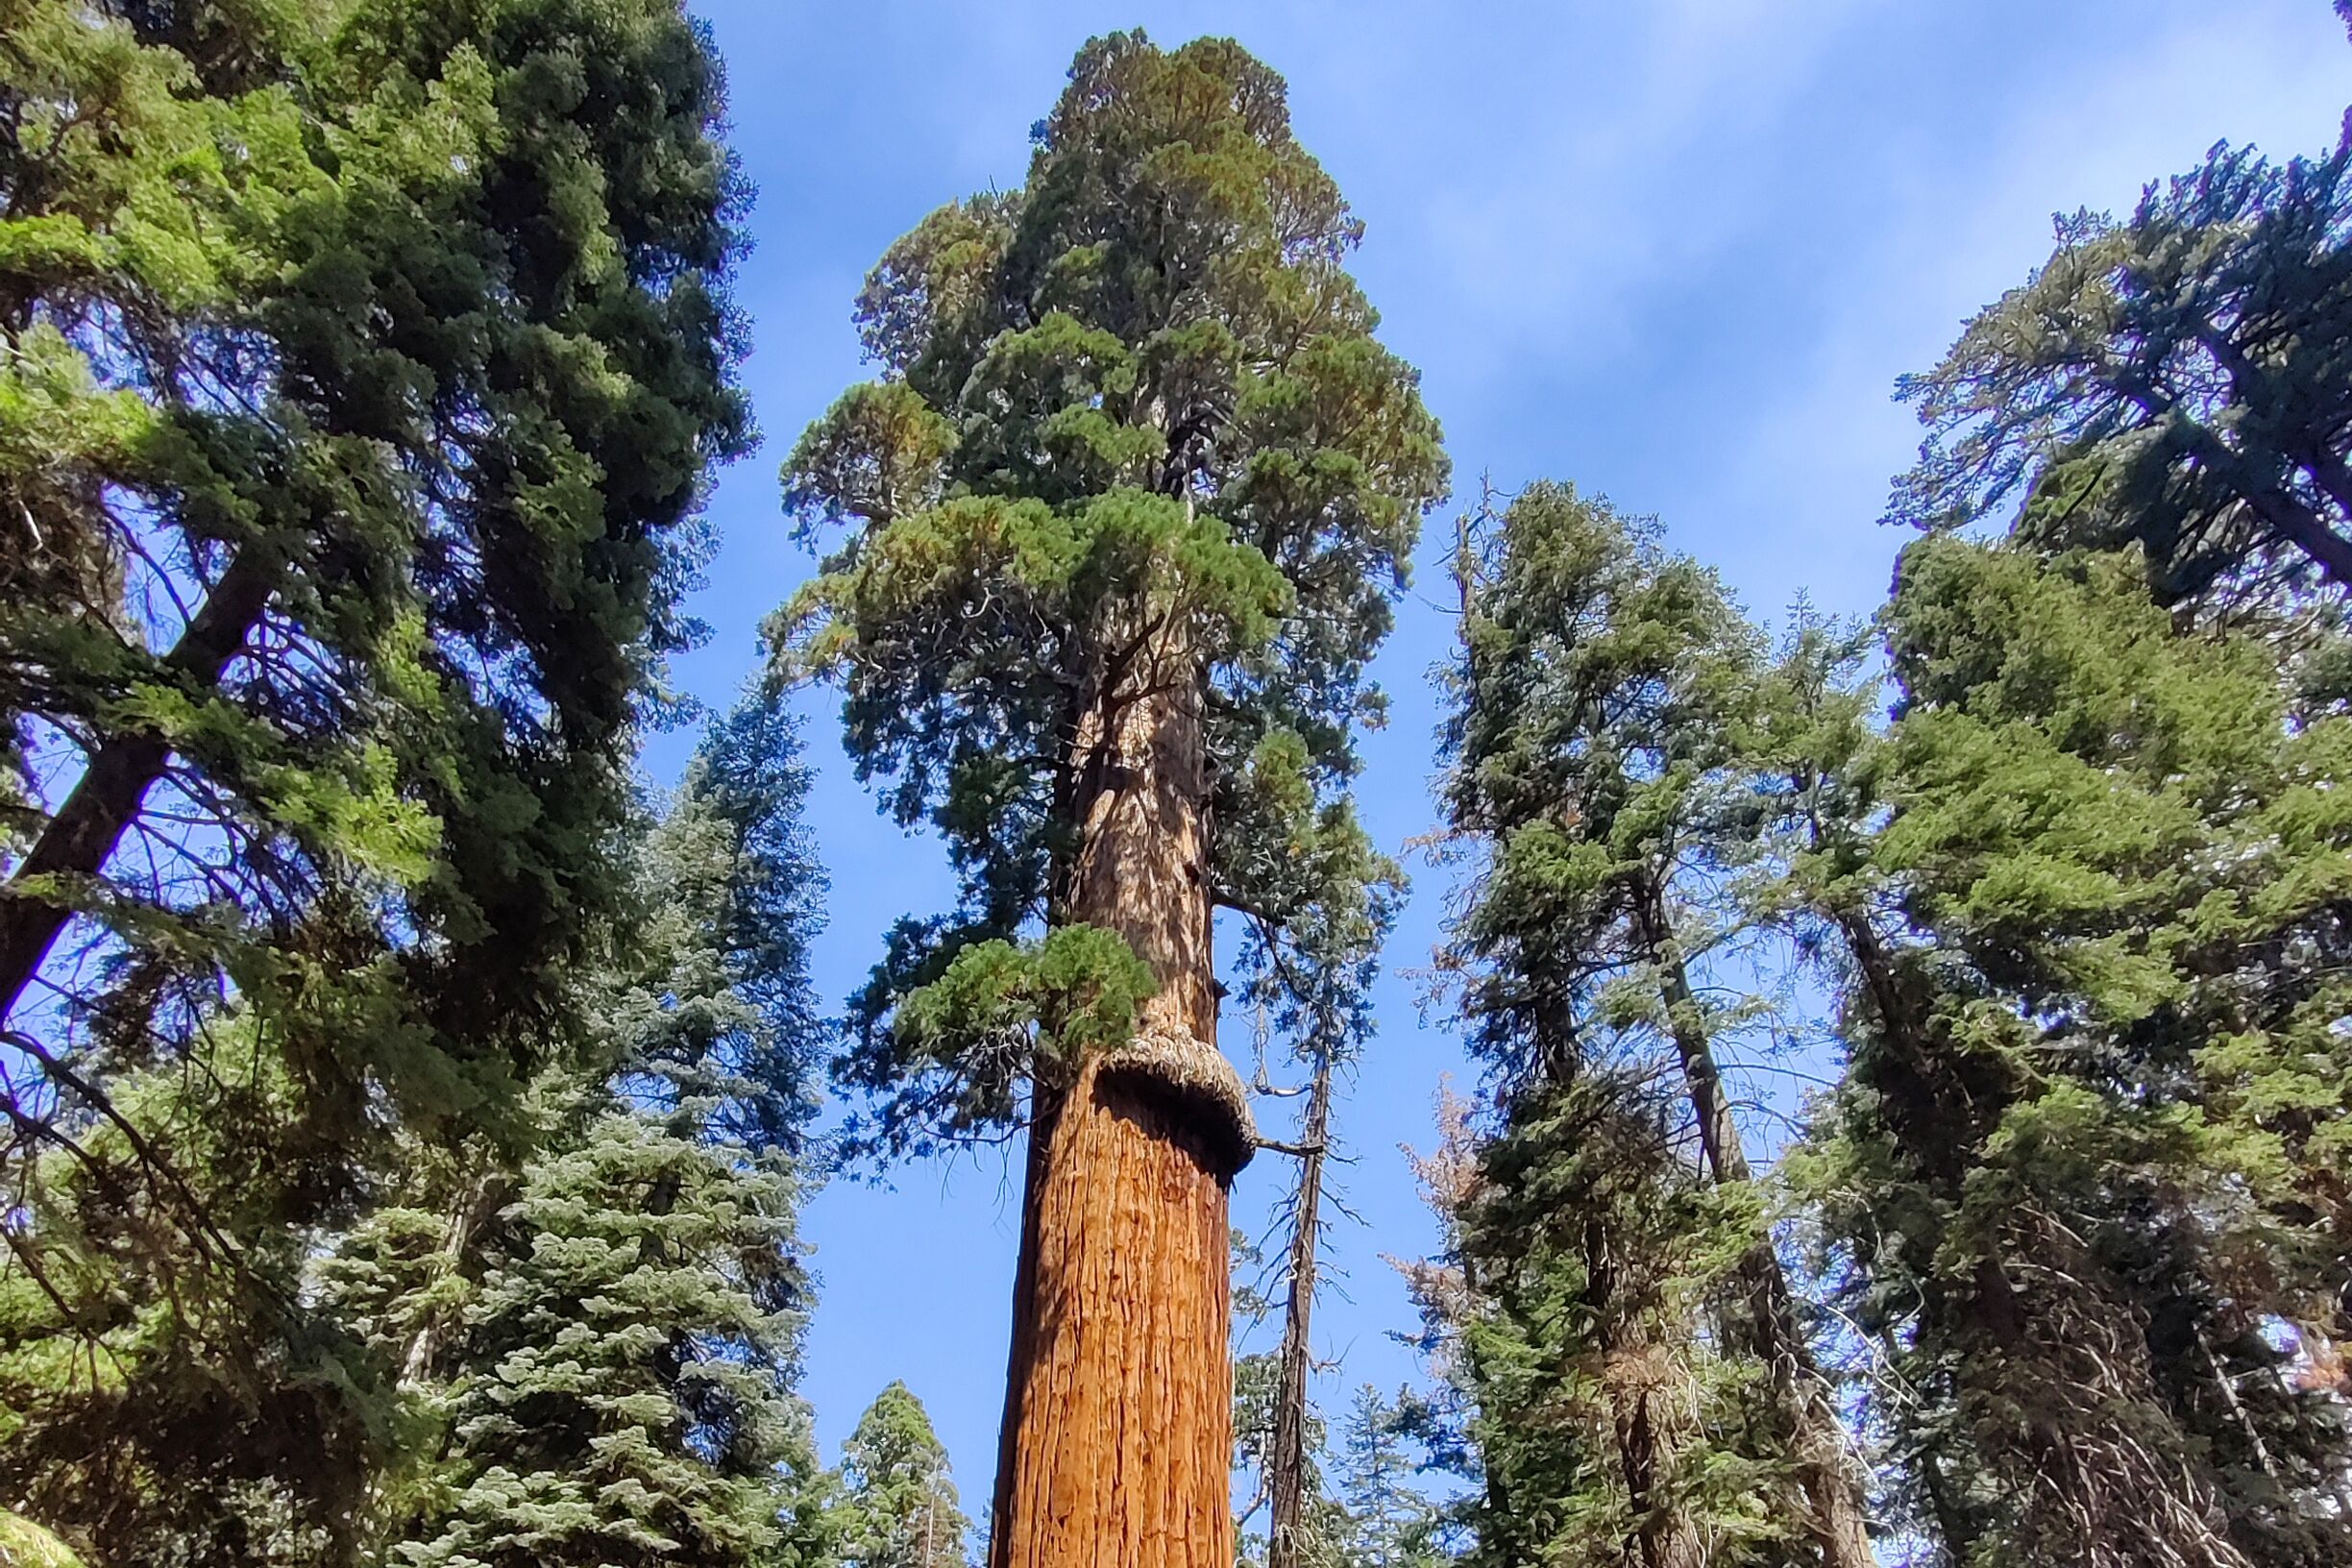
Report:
988,669,1252,1568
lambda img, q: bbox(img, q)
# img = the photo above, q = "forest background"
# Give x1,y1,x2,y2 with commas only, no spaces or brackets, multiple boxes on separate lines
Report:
671,0,2352,1498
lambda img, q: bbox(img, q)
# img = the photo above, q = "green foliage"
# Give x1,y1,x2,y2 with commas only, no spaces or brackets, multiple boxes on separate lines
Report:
1785,537,2352,1565
363,685,836,1568
391,1103,818,1568
605,687,831,1156
0,1510,84,1568
3,0,749,1095
1433,484,1822,1567
777,31,1445,1150
1326,1386,1447,1568
0,684,832,1563
1452,1079,1787,1568
1891,126,2352,605
1441,481,1764,1081
0,1013,390,1566
898,924,1156,1066
0,0,747,1548
833,1383,972,1568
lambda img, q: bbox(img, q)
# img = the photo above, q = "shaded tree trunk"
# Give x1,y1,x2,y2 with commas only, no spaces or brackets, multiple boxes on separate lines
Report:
1266,1049,1332,1568
1584,1213,1708,1568
988,666,1252,1568
1633,882,1877,1568
1826,904,2255,1568
0,547,276,1025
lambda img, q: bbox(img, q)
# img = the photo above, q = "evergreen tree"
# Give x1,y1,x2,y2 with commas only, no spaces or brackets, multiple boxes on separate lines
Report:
1890,123,2352,605
0,0,746,1550
1780,538,2352,1567
0,1012,390,1564
774,32,1445,1568
349,686,833,1568
836,1383,972,1568
391,1100,818,1568
1327,1386,1443,1568
1235,813,1400,1568
1439,482,1872,1568
1461,1080,1775,1568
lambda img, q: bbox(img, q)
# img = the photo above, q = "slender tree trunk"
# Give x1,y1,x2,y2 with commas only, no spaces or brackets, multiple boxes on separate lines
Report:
0,547,276,1025
1916,1451,1977,1567
399,1166,514,1386
1583,1210,1708,1568
988,662,1253,1568
1633,881,1877,1568
1266,1048,1332,1568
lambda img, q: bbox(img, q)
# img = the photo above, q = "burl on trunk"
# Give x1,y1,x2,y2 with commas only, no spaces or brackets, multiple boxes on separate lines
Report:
988,672,1254,1568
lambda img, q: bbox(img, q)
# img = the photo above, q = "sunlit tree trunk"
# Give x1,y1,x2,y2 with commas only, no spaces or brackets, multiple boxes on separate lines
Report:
1580,1213,1708,1568
988,661,1253,1568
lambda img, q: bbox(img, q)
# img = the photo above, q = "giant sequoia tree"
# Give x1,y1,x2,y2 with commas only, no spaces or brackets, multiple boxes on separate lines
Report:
776,33,1444,1568
836,1383,973,1568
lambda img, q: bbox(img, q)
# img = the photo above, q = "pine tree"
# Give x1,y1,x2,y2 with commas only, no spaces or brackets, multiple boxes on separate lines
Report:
0,0,747,1549
1779,537,2352,1567
836,1384,972,1568
1440,482,1873,1568
1890,124,2352,604
0,1011,392,1564
774,33,1445,1568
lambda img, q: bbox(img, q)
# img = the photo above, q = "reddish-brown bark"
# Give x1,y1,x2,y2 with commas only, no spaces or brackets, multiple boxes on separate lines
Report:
989,1057,1237,1568
988,667,1250,1568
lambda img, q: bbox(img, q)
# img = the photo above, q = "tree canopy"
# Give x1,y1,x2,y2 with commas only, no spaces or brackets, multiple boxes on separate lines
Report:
775,30,1445,1152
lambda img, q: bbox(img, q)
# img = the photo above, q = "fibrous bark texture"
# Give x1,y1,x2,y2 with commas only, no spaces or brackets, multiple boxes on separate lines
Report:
989,1056,1237,1568
989,671,1250,1568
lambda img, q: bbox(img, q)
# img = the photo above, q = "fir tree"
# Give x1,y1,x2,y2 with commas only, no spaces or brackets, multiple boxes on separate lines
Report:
1457,1077,1771,1568
1781,538,2352,1566
836,1383,972,1568
1440,482,1873,1568
355,685,834,1568
774,32,1445,1568
1327,1386,1443,1568
0,0,747,1550
1890,123,2352,604
391,1100,817,1568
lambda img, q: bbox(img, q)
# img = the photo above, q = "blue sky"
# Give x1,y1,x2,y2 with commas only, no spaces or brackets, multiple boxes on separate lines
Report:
661,0,2352,1510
